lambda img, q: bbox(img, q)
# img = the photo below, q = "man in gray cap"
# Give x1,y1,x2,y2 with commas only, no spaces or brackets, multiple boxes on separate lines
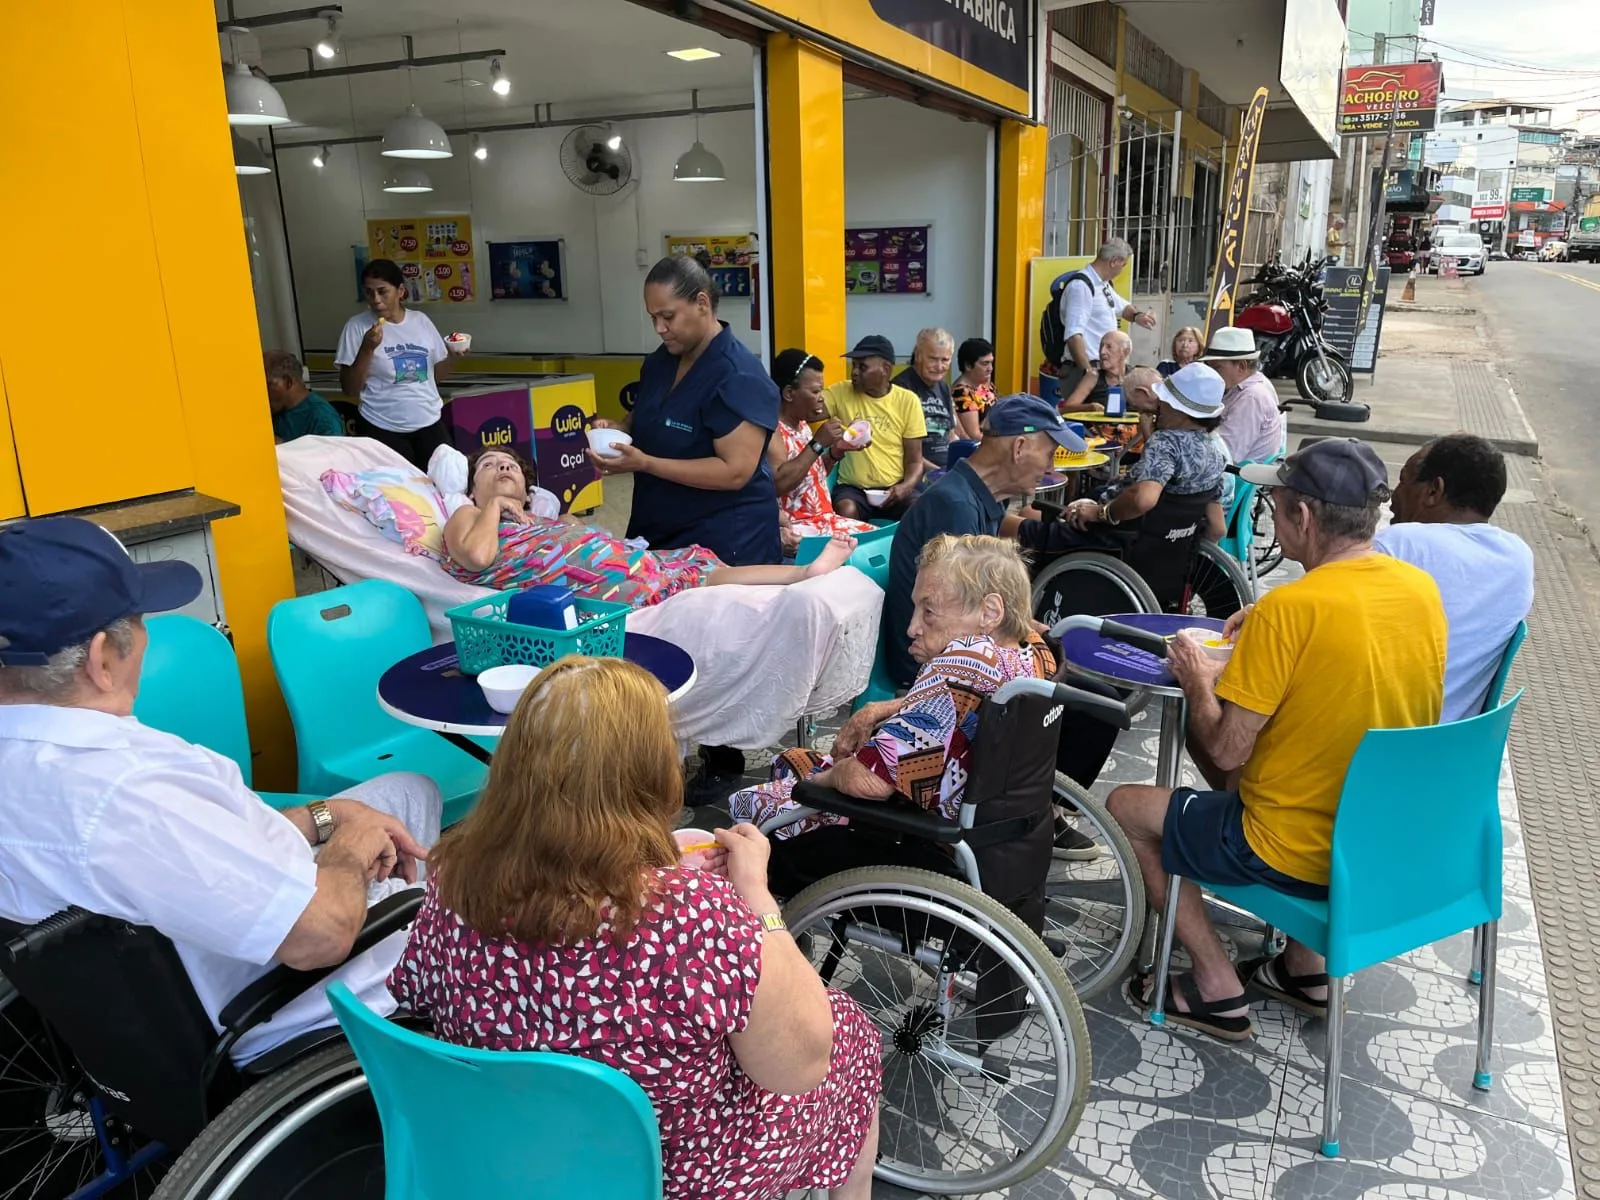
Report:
1107,439,1448,1041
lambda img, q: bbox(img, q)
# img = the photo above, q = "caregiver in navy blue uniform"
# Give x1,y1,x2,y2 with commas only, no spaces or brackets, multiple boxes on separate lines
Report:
589,255,782,566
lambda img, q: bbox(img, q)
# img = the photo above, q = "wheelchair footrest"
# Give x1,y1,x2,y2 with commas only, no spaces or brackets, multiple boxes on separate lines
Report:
792,781,963,843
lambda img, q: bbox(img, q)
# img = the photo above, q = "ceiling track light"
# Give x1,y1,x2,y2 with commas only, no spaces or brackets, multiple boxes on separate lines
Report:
490,57,510,97
312,142,332,168
315,10,342,59
472,133,488,161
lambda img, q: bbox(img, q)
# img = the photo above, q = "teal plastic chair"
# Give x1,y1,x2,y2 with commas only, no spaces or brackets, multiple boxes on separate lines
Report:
1465,620,1527,984
326,982,662,1200
134,614,317,810
267,581,486,826
793,521,898,567
1146,693,1522,1158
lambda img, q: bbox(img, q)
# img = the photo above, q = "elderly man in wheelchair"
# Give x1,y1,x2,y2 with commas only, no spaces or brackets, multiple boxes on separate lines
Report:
0,517,442,1197
730,534,1131,1194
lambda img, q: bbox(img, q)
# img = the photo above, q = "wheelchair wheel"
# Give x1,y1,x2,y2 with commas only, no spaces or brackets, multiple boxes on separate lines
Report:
1180,542,1253,619
1032,551,1159,628
151,1044,380,1200
783,866,1089,1195
1251,492,1283,576
1043,774,1146,1001
0,981,164,1200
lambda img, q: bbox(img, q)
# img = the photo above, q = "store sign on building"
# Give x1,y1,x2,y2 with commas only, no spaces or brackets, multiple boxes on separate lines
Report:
756,0,1034,111
1419,0,1435,24
1471,168,1507,220
1510,186,1550,203
1337,62,1443,135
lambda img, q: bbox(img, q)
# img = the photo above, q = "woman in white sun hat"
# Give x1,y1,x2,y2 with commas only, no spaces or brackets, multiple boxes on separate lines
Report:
1200,326,1283,464
1016,361,1230,554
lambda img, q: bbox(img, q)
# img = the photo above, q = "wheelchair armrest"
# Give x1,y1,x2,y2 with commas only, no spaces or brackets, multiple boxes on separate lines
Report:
791,781,963,843
993,677,1133,730
4,907,103,962
218,890,424,1035
1034,498,1064,525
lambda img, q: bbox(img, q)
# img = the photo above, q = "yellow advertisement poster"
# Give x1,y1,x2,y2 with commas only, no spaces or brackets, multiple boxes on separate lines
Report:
663,233,757,299
366,215,477,305
1025,256,1134,394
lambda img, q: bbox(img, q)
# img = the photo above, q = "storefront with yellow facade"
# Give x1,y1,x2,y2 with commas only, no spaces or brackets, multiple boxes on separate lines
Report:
0,0,1046,780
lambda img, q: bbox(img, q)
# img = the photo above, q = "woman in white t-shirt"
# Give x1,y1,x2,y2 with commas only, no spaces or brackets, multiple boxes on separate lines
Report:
336,258,465,467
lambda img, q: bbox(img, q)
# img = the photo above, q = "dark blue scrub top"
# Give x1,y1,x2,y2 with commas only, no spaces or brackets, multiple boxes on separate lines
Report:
627,323,782,566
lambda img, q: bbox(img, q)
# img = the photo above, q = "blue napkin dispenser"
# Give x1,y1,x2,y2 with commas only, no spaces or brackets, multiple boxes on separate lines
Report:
506,585,579,631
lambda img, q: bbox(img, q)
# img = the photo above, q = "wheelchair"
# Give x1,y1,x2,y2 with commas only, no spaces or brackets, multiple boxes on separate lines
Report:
757,676,1135,1194
0,893,422,1199
1028,489,1254,631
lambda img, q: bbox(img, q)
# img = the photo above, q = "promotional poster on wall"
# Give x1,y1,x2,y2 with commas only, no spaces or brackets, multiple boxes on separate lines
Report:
365,216,477,304
487,240,567,300
845,225,931,295
663,233,756,299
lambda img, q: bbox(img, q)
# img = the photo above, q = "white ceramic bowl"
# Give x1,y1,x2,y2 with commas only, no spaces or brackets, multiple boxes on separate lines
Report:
1178,626,1234,661
864,488,891,507
445,332,471,352
478,663,538,714
586,428,633,458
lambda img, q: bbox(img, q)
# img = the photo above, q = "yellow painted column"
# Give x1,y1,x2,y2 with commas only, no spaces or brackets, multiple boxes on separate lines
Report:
0,368,22,520
0,1,296,785
994,121,1049,396
765,36,847,380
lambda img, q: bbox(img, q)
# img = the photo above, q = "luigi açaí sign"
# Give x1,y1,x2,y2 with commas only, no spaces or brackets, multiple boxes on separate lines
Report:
867,0,1030,91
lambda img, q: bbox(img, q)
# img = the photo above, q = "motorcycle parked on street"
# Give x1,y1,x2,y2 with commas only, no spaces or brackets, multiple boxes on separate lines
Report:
1235,252,1366,420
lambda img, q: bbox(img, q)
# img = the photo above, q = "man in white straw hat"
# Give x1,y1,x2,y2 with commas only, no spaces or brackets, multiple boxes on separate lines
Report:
1016,361,1229,553
1200,327,1283,464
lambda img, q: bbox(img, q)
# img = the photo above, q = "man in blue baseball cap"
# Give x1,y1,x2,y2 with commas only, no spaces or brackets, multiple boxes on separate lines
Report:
0,517,442,1064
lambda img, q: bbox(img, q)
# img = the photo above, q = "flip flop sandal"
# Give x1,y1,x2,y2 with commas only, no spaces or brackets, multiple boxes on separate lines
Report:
1239,953,1331,1017
1126,972,1255,1043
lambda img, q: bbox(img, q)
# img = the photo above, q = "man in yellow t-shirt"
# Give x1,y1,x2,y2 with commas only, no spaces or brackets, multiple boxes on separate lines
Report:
1108,439,1446,1043
826,335,927,521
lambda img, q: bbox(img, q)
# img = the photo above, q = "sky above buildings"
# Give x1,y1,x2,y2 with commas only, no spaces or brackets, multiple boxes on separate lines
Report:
1420,0,1600,128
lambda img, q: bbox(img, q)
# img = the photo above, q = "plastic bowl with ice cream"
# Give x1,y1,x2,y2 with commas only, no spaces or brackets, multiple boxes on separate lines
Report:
586,428,633,458
1178,626,1234,661
446,331,472,353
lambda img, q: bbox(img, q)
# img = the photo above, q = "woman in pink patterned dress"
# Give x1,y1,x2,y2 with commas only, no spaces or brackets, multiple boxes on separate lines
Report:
389,656,881,1199
764,349,874,543
444,446,855,607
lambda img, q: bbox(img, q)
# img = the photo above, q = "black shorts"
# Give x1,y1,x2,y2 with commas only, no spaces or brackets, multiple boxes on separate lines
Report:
832,483,911,522
1161,788,1328,900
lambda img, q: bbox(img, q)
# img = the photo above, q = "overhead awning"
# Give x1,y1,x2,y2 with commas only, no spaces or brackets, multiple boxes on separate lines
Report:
1111,0,1345,161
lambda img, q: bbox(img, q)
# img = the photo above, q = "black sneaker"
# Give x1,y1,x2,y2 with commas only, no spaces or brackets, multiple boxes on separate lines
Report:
1053,806,1106,860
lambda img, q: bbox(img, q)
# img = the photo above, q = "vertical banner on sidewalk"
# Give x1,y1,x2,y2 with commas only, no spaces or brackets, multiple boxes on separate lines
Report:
1204,88,1271,343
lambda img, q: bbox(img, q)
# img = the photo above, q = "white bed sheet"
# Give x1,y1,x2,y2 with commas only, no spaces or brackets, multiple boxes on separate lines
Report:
277,436,882,749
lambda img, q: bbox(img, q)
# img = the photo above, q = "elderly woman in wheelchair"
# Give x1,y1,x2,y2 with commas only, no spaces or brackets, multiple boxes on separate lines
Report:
723,534,1130,1193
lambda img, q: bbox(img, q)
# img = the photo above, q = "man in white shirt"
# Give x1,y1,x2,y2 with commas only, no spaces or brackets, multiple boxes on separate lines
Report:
0,518,442,1063
1056,238,1157,395
1377,433,1534,721
1200,326,1284,464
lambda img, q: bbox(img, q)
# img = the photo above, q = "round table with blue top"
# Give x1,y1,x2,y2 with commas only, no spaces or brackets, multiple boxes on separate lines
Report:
378,634,697,763
1056,611,1225,790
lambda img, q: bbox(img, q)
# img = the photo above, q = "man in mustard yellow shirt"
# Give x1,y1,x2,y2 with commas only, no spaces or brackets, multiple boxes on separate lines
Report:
826,335,927,521
1109,439,1446,1042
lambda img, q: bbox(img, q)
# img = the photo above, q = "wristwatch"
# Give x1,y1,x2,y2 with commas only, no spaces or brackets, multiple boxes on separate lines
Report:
307,800,335,846
807,438,826,457
758,911,788,934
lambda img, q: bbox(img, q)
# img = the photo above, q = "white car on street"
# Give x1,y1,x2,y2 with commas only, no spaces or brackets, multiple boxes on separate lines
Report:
1428,234,1486,276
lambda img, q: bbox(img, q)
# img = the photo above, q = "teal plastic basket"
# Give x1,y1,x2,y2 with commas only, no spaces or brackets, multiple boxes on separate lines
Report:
445,592,630,676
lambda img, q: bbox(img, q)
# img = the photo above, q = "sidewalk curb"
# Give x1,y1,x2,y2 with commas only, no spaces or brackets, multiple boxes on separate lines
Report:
1283,412,1539,457
1388,302,1479,316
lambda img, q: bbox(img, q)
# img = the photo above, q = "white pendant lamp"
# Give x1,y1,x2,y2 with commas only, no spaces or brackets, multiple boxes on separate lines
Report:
224,58,290,127
383,165,434,194
674,91,725,183
382,104,452,159
233,133,272,176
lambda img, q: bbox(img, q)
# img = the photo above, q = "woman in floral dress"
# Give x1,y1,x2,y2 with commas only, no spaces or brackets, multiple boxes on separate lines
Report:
952,336,998,440
765,349,874,543
390,655,882,1199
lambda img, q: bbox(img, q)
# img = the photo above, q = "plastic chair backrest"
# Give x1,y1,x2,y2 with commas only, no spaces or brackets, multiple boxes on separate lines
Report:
1324,691,1521,976
134,614,256,785
267,581,434,776
793,521,898,568
326,982,662,1200
1483,621,1526,714
846,526,894,590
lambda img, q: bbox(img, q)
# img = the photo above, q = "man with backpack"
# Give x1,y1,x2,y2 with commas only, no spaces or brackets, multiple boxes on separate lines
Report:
1041,238,1156,405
